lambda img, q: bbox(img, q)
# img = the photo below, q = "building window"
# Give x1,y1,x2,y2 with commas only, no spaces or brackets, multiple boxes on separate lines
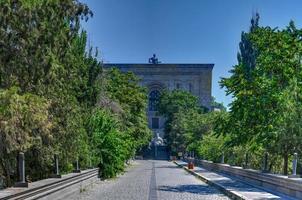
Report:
149,90,160,111
152,117,159,129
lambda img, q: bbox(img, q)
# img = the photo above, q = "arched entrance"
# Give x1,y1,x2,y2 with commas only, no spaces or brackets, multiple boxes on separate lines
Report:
145,83,169,160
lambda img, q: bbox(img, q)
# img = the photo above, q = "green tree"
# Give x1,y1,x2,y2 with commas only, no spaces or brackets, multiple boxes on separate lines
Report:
0,87,52,185
104,68,152,151
0,0,151,185
89,109,132,178
158,90,204,154
0,0,103,185
89,68,152,178
0,0,92,93
211,96,226,111
220,17,302,174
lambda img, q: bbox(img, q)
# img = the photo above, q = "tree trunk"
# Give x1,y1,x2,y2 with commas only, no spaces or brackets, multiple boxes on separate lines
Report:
283,153,288,175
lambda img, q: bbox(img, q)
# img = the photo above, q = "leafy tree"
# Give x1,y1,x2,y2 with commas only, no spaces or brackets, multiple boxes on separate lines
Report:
0,0,102,185
195,133,227,163
0,0,151,185
0,87,52,185
104,68,152,151
89,68,151,178
0,0,92,93
159,90,201,118
211,96,226,111
158,90,204,154
89,109,132,178
220,16,302,174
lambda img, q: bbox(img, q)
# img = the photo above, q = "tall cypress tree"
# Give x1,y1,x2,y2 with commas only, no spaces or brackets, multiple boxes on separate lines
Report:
237,13,259,81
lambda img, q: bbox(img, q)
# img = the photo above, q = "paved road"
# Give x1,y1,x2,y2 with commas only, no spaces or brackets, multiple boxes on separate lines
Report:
58,160,230,200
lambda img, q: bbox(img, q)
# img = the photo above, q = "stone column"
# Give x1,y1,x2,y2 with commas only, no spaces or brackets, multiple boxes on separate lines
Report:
221,152,225,164
14,152,28,187
73,158,81,173
55,154,59,175
244,152,249,169
51,154,61,178
262,152,269,172
19,152,25,183
89,157,92,169
76,159,79,171
289,153,300,178
229,152,235,166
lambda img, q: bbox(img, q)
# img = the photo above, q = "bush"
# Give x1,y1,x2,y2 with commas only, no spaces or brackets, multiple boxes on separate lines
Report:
89,109,132,178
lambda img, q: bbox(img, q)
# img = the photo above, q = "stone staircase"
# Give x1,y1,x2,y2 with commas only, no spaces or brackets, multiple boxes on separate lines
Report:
142,145,169,160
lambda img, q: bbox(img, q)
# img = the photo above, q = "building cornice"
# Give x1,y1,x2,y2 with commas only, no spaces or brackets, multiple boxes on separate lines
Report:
103,63,214,70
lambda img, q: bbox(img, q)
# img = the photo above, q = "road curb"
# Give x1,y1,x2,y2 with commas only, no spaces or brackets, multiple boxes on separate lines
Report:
173,161,246,200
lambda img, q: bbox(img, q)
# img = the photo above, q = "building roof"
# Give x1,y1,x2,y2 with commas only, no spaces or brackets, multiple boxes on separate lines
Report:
103,63,214,70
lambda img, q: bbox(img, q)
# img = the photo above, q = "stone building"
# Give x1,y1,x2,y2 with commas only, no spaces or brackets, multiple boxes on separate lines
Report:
104,62,213,142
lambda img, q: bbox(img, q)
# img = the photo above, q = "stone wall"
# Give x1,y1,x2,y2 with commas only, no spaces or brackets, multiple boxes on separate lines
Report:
185,158,302,199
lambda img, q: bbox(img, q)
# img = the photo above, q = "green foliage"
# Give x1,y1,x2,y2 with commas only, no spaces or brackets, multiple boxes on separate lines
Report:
156,15,302,176
104,68,152,150
0,0,92,92
0,0,151,186
211,97,226,111
0,87,52,185
158,89,201,118
157,89,230,163
195,134,227,163
158,90,205,154
88,69,151,178
0,87,52,153
220,16,302,174
89,110,130,178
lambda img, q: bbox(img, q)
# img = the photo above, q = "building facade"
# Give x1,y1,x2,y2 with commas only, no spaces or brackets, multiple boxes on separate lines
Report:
104,63,214,141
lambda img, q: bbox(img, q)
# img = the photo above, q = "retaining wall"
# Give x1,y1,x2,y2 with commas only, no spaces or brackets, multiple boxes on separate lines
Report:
185,158,302,199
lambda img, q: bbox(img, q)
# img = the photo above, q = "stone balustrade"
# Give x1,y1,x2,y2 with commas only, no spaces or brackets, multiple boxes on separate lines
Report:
184,157,302,199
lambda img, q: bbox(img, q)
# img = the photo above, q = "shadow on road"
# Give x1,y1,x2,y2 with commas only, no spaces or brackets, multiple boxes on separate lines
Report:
157,184,223,195
155,165,179,169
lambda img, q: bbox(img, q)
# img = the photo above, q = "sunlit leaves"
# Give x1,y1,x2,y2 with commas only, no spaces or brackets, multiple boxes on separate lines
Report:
0,87,52,153
220,17,302,174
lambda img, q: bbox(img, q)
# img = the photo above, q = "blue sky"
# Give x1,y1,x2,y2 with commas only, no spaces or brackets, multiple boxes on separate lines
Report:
80,0,302,107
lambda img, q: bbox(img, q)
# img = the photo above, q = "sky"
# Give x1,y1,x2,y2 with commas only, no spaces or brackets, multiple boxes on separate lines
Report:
80,0,302,107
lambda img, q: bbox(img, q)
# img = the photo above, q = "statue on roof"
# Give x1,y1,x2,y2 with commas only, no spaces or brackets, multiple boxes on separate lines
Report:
149,54,161,64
